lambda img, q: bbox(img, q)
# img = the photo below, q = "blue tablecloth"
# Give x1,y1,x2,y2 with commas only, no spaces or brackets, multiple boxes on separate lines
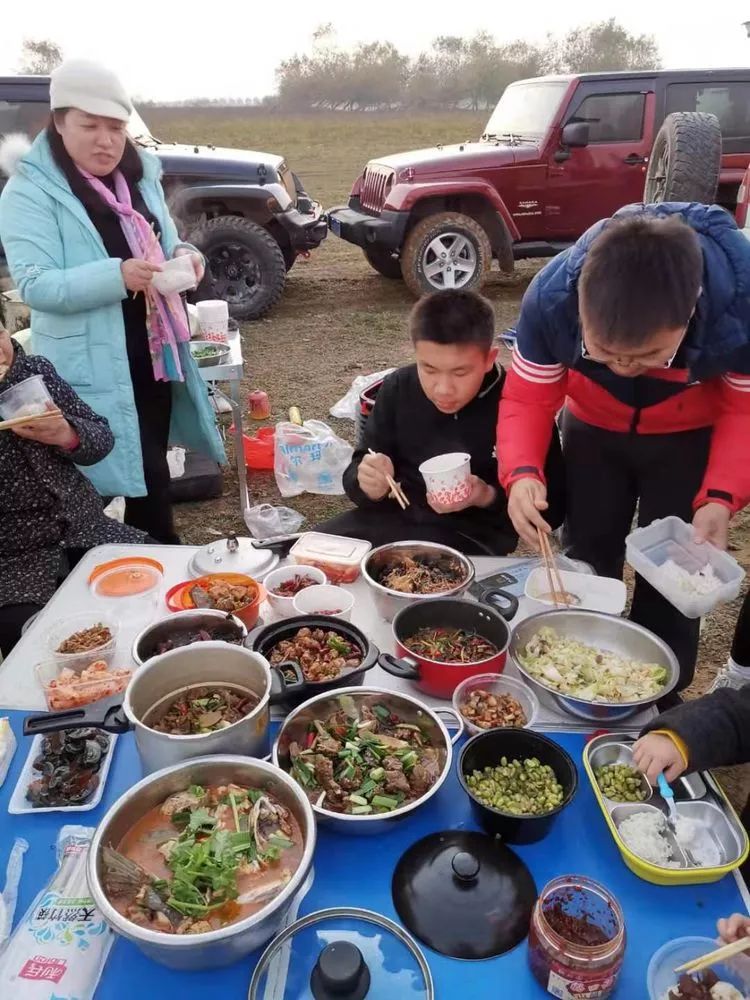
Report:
1,710,747,999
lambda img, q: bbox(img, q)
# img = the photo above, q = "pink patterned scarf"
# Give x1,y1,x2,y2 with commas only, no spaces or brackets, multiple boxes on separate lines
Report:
80,168,190,382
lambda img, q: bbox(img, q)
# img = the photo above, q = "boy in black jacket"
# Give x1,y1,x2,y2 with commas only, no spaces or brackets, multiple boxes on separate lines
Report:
317,290,565,555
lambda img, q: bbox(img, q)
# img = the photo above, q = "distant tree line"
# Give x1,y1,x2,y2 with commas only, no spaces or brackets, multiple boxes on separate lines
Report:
275,20,661,111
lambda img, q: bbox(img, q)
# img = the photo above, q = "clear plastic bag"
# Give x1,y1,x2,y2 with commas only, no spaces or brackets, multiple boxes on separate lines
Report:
0,838,28,955
0,826,113,999
329,368,395,421
243,503,305,539
274,420,353,497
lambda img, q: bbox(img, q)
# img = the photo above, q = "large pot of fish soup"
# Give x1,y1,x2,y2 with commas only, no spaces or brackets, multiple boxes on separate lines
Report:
87,755,316,969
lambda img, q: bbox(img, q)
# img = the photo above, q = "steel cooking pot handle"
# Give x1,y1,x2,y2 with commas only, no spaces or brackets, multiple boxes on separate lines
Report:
480,587,519,621
269,661,306,705
378,652,420,680
433,707,465,745
23,695,130,737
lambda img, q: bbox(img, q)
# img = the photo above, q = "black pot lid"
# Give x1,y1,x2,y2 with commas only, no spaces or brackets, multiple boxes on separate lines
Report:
392,830,537,960
189,535,279,579
248,907,433,1000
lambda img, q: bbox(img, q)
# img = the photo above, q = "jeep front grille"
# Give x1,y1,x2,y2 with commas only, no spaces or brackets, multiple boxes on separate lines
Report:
360,165,394,215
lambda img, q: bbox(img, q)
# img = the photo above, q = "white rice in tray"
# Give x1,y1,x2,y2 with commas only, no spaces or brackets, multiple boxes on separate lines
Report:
657,559,722,596
618,811,681,868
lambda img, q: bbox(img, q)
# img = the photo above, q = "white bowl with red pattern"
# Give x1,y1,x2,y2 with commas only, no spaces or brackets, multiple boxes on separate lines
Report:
419,452,472,506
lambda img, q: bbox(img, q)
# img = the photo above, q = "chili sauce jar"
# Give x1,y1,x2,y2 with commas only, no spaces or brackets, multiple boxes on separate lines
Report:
527,875,625,998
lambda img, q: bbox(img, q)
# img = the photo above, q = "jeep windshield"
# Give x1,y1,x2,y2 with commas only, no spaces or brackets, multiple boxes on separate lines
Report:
482,81,568,141
128,107,159,146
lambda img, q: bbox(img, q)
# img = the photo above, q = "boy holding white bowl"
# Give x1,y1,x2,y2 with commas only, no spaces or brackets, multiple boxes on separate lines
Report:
316,290,565,555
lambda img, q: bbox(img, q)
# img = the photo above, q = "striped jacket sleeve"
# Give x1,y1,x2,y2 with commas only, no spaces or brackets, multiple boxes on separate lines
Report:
694,367,750,513
497,273,567,491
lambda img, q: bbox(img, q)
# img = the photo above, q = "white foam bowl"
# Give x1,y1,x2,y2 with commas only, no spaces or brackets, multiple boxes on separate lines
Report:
292,584,354,622
525,568,627,615
264,565,328,619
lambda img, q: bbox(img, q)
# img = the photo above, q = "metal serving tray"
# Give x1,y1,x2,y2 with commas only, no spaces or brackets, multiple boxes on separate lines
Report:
583,732,748,885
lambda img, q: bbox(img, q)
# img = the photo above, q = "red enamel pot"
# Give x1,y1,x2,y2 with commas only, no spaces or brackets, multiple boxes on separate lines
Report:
379,595,516,700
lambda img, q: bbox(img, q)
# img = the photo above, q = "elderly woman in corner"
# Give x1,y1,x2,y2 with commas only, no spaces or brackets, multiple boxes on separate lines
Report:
0,59,225,543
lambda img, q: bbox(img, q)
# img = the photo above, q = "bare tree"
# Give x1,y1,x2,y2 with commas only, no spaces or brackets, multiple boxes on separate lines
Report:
19,38,63,74
544,19,660,74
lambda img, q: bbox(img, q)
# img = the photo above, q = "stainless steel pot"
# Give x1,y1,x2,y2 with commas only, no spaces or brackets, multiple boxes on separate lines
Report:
273,686,463,835
24,642,273,775
132,609,247,665
87,755,316,970
510,609,680,723
361,541,475,621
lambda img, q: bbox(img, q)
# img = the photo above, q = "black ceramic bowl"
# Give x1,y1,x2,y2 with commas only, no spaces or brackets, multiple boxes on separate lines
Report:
244,615,379,706
458,728,578,845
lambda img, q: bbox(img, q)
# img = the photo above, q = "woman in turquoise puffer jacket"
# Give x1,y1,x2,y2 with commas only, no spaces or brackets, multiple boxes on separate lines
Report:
0,59,225,542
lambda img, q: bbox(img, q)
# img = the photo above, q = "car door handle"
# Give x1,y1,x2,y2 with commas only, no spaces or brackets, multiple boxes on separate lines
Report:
623,154,648,165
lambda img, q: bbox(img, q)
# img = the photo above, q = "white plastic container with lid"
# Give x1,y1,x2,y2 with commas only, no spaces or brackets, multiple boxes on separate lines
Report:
0,374,54,420
626,516,745,618
289,532,372,584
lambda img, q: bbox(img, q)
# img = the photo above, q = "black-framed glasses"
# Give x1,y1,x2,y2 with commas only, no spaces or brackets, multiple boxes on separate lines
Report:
580,338,682,370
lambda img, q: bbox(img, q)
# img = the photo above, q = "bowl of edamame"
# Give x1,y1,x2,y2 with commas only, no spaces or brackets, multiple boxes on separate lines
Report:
458,728,578,844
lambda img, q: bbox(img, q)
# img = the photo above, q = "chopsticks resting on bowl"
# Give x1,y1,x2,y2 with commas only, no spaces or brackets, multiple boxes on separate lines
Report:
0,409,62,432
368,448,409,510
674,936,750,974
537,528,568,609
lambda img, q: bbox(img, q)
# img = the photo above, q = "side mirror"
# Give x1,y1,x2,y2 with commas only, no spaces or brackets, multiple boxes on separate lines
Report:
560,121,590,148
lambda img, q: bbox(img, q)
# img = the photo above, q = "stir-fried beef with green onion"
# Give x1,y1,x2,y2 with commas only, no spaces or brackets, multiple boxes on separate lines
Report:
146,685,259,735
269,627,362,682
404,627,498,663
104,783,304,934
287,700,443,815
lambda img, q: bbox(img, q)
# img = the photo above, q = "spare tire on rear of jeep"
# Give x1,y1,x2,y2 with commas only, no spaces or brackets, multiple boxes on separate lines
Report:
644,112,722,205
189,215,286,321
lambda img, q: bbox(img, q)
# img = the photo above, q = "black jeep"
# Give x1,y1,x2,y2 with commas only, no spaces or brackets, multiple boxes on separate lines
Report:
0,77,327,319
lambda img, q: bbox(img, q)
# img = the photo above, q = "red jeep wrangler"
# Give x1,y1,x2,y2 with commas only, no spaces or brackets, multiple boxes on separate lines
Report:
328,70,750,296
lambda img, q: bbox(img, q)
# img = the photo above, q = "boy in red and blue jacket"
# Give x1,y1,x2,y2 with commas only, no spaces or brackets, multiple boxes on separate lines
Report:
497,203,750,687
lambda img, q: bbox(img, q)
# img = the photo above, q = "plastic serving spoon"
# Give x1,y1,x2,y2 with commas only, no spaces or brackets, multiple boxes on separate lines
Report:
658,773,699,866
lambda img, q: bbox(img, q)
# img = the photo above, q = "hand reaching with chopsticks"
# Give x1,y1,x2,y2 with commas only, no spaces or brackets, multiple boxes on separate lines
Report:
507,477,550,547
358,452,397,501
717,914,750,945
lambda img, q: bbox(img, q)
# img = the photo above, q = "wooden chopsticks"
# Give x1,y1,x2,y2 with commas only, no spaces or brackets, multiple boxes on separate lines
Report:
537,527,567,609
0,409,61,432
674,936,750,974
368,448,409,510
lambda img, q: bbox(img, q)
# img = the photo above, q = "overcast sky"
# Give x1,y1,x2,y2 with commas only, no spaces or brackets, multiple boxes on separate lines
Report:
2,0,749,101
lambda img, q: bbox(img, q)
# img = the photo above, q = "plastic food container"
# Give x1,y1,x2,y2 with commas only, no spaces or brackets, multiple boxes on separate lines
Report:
8,732,117,814
43,611,119,671
647,936,750,999
90,561,163,625
452,673,539,737
35,658,132,711
290,532,372,584
525,568,627,615
166,572,264,628
527,875,625,998
293,584,355,621
264,565,328,619
151,255,196,295
0,373,53,419
626,516,745,618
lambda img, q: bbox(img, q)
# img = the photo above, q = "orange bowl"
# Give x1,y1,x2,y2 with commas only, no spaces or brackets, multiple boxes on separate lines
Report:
166,573,264,628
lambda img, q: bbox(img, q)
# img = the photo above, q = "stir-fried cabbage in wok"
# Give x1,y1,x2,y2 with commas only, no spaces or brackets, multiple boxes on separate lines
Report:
518,627,667,703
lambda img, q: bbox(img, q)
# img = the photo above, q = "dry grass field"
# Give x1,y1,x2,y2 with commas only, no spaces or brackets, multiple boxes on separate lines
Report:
146,106,748,803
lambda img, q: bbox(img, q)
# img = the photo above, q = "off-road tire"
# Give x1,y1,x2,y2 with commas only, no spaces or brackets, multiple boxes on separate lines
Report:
401,212,492,297
363,246,402,279
644,112,722,205
189,215,286,321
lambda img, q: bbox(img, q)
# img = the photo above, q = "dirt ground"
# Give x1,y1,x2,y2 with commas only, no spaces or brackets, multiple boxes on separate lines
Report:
152,108,748,808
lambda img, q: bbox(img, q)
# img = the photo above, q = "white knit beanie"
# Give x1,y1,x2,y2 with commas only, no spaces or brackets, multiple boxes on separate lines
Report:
50,59,133,122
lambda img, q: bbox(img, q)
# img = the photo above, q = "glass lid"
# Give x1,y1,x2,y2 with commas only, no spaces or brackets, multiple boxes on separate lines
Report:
248,907,433,1000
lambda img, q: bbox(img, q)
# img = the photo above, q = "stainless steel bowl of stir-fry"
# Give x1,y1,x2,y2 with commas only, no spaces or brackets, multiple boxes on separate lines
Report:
510,610,680,722
361,541,475,621
87,755,316,970
273,687,463,834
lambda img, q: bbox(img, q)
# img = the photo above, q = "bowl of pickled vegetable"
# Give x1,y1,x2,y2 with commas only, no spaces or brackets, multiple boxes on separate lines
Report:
458,729,578,844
